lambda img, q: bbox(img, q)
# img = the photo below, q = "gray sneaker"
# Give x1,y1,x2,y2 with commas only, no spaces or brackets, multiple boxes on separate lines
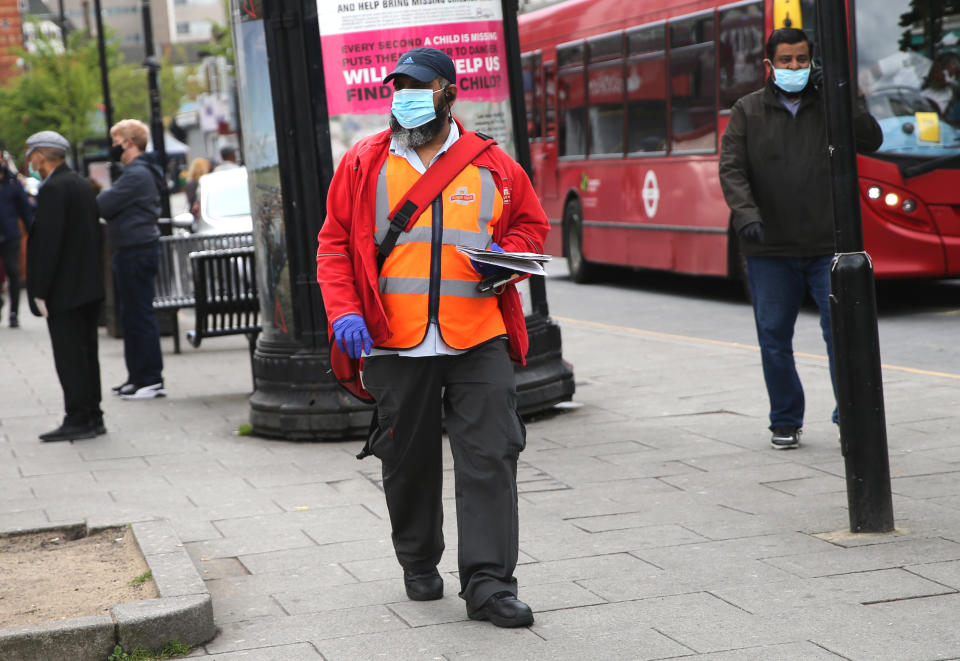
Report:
770,426,801,450
119,382,166,400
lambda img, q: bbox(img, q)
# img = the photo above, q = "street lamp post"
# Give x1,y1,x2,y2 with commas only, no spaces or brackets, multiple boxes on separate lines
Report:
816,0,894,533
92,0,114,159
141,0,171,221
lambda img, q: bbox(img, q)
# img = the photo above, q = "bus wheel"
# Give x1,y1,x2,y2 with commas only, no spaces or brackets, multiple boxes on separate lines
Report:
564,199,595,283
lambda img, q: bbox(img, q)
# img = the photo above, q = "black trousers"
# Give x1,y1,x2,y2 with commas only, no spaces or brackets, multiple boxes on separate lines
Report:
0,239,21,319
362,339,526,609
47,301,103,425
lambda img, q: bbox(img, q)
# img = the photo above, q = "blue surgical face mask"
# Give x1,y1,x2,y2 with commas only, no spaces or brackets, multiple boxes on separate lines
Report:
28,163,42,181
391,88,442,129
771,65,811,94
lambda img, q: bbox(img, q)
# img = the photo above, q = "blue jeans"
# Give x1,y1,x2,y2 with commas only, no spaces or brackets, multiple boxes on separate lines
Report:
113,243,163,386
745,255,838,430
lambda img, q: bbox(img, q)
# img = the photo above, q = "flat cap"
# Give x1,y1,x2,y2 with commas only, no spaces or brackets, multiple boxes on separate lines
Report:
25,130,70,156
383,47,457,85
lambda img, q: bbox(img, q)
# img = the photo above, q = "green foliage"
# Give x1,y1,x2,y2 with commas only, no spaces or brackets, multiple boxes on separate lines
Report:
0,23,201,157
0,27,102,155
129,569,153,586
200,0,235,65
107,640,192,661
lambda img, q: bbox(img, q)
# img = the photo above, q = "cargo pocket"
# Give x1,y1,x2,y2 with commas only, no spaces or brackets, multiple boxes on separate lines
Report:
358,403,399,465
356,409,379,460
513,409,527,454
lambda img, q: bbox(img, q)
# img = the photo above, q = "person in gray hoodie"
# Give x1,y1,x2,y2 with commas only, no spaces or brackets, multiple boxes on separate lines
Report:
97,119,166,399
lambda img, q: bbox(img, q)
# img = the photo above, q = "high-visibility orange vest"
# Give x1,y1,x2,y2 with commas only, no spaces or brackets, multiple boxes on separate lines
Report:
375,152,506,350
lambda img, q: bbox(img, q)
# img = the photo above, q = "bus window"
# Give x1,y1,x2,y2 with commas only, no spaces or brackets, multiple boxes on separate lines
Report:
669,14,717,153
626,24,667,154
587,32,625,157
800,0,817,47
558,41,586,68
558,41,587,157
857,0,960,154
544,61,557,136
522,52,542,139
718,1,765,110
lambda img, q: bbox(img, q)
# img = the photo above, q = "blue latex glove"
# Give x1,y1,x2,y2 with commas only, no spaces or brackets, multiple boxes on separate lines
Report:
471,242,506,278
332,314,372,359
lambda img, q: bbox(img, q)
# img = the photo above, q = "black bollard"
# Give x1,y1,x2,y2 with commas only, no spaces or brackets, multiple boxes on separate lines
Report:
830,253,894,532
816,0,894,532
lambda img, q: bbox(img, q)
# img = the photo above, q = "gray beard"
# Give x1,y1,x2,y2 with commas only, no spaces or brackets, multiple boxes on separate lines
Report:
389,112,448,149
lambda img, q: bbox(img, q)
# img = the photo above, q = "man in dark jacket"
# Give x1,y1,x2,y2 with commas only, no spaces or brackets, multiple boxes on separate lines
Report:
719,28,883,450
97,119,166,400
25,131,105,441
0,163,34,327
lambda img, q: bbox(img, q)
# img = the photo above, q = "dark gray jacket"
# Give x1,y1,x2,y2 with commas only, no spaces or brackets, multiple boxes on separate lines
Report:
719,79,883,257
96,154,162,249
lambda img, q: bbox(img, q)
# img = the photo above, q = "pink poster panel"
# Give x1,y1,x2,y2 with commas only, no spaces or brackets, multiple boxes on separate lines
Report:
322,21,507,117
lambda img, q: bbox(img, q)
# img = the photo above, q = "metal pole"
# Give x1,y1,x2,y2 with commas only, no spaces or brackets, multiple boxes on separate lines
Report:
142,0,171,221
82,0,91,37
92,0,117,178
501,0,549,317
816,0,894,533
58,0,67,46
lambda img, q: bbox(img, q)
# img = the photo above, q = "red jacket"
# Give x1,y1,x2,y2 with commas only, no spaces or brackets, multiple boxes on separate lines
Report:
316,119,549,365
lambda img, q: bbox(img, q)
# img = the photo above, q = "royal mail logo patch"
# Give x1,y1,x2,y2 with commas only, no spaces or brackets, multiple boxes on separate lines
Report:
449,187,476,205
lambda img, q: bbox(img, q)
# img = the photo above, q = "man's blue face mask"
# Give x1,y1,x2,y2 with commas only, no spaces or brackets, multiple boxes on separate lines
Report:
771,65,811,94
391,87,442,129
28,162,42,181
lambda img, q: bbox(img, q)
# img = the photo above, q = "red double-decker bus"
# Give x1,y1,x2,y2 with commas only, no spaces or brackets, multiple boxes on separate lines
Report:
518,0,960,282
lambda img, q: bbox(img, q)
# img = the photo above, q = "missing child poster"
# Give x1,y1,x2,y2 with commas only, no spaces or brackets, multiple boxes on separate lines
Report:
318,0,515,165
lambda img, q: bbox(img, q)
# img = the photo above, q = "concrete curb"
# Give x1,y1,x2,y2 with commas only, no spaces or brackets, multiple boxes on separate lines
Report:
0,519,216,661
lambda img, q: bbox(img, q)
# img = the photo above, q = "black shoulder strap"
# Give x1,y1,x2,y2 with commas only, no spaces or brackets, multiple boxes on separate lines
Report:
377,131,496,269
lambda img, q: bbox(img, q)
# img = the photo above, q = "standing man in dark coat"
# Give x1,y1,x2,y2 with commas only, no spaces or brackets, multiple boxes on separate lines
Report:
719,28,883,450
25,131,105,441
97,119,166,400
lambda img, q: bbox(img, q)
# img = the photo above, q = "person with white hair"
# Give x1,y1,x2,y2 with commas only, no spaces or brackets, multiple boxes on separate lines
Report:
97,119,166,400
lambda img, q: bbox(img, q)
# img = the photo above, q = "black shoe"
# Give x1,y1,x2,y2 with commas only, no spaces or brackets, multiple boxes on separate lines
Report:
467,591,534,628
91,416,107,435
403,568,443,601
771,426,801,450
8,313,17,328
39,422,98,442
111,381,131,395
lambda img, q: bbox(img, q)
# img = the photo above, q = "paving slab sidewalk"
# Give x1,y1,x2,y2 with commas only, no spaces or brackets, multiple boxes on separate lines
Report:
1,307,960,660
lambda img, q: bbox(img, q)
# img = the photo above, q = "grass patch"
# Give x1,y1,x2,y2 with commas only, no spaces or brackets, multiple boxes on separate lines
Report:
108,640,191,660
129,569,153,586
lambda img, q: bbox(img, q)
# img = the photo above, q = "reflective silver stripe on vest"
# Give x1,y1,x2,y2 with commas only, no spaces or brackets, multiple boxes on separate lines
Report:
374,160,391,245
379,225,488,250
476,167,495,234
379,276,497,298
387,226,489,249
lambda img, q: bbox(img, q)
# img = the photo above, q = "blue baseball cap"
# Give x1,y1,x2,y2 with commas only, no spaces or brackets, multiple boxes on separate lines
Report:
383,47,457,85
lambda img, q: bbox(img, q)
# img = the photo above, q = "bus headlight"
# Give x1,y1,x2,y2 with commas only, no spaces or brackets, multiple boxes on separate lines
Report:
867,186,882,200
884,193,900,207
902,199,917,213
